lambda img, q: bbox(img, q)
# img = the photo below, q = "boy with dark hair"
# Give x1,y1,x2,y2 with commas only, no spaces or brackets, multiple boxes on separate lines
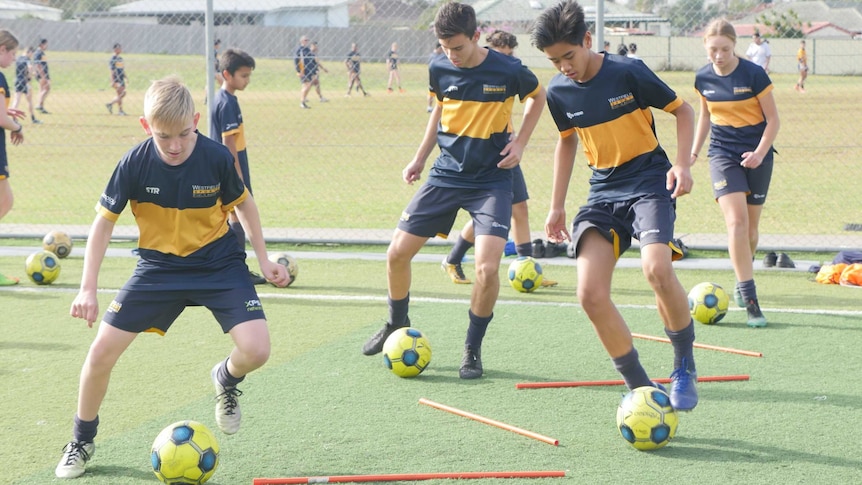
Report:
530,0,699,410
209,48,268,285
361,2,546,379
345,42,368,97
442,28,557,289
55,76,290,479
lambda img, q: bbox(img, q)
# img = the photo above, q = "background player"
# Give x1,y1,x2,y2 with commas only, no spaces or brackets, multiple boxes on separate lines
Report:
105,43,127,115
11,46,40,124
210,48,270,286
691,19,780,328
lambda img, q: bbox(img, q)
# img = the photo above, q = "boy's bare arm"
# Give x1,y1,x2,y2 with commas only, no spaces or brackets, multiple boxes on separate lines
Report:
499,87,547,169
233,197,290,287
403,105,441,184
70,214,115,326
668,101,695,199
221,134,243,182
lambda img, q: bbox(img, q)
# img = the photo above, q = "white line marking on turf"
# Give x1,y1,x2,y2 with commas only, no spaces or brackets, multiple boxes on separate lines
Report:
2,286,861,317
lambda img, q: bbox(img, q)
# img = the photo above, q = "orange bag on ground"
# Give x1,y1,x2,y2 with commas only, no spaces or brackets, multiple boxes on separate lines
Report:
815,264,846,284
839,263,862,286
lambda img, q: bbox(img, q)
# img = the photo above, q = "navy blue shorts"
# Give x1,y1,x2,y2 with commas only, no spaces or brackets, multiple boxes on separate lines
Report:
103,287,266,335
512,166,529,204
398,184,513,240
571,194,679,259
708,150,773,205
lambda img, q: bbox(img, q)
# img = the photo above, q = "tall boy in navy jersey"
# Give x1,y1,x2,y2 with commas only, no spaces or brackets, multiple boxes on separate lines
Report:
361,2,546,379
55,76,290,479
531,0,699,410
209,48,268,285
692,19,779,328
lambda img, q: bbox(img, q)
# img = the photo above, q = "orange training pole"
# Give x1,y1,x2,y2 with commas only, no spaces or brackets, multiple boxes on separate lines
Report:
516,374,750,389
418,398,559,446
631,332,763,357
253,470,567,484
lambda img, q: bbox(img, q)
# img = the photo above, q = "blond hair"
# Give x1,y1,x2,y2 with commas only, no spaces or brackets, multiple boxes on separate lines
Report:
703,18,737,44
143,76,194,130
0,30,20,51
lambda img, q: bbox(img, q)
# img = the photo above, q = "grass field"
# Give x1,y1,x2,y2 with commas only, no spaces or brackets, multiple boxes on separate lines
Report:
1,52,861,242
2,246,862,484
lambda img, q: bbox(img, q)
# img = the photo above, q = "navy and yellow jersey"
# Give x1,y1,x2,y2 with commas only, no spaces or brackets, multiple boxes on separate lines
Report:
97,133,250,289
33,48,48,78
346,49,361,72
694,58,772,157
427,48,541,191
209,88,250,189
0,73,8,177
546,54,683,203
15,55,30,84
305,52,319,76
109,54,125,83
294,45,312,74
388,50,399,70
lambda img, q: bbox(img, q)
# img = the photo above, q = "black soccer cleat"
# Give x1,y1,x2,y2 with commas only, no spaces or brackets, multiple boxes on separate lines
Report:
362,318,409,356
459,345,483,379
762,251,777,268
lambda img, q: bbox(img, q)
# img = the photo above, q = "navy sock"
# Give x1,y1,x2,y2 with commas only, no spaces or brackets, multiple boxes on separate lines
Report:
516,242,532,257
73,415,99,443
229,221,246,251
612,348,652,390
447,237,474,264
216,358,245,388
664,320,696,372
738,279,757,304
465,310,492,349
388,294,409,328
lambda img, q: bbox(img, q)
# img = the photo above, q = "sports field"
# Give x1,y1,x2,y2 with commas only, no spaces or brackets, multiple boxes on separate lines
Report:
2,244,862,484
1,52,860,242
1,51,861,484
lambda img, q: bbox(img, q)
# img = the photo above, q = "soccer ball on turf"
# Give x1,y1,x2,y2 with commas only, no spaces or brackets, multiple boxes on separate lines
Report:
25,250,61,285
151,420,220,485
42,230,73,259
268,251,298,285
382,327,432,378
508,256,543,293
616,386,679,451
688,282,729,324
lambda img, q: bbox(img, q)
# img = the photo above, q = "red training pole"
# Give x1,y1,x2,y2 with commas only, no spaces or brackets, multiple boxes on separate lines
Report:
253,470,567,484
516,374,750,389
418,398,559,446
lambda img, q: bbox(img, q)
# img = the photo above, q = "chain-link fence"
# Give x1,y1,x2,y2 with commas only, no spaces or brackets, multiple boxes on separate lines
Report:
1,0,860,250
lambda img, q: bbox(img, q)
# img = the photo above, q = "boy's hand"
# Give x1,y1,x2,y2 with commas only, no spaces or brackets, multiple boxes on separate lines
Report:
667,164,693,199
70,290,100,328
402,159,425,184
7,108,24,120
261,260,291,288
497,140,525,169
545,208,570,243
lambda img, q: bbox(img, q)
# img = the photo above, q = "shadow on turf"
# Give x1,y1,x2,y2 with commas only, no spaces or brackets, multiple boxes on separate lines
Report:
0,340,75,351
422,365,555,384
84,464,229,484
666,437,862,470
